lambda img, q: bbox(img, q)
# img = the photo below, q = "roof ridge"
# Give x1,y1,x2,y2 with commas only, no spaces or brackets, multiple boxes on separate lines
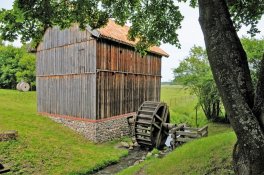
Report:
91,19,169,57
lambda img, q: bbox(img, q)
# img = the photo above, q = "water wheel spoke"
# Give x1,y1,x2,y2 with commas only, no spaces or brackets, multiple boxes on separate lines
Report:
163,130,169,136
155,114,162,121
153,123,161,129
163,107,169,123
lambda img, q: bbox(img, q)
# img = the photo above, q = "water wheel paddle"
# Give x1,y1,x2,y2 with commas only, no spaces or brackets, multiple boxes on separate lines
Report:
135,101,170,149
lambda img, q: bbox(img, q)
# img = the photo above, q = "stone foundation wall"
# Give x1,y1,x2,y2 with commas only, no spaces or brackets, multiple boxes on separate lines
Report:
47,113,135,142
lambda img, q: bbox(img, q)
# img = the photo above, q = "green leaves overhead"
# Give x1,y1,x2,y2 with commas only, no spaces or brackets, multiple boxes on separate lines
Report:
0,0,263,50
0,0,183,50
128,0,183,50
227,0,264,36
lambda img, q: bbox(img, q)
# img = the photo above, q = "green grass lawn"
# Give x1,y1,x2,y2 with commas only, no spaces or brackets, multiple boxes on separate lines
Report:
0,89,128,175
118,123,236,175
0,85,234,175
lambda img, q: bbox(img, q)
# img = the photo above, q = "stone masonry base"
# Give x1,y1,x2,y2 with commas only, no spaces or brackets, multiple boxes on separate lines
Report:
44,113,135,142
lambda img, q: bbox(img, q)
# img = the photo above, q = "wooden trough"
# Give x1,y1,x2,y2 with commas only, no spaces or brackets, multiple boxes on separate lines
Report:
170,124,208,148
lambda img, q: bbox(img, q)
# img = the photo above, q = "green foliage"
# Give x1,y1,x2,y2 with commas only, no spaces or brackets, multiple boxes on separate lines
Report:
16,47,36,89
0,0,184,51
241,37,264,85
0,45,36,89
173,46,211,86
0,38,3,45
0,45,21,89
227,0,264,36
173,46,223,121
0,0,262,51
151,148,159,155
0,89,127,174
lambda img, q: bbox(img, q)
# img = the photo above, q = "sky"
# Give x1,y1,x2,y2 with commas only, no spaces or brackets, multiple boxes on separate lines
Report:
0,1,263,82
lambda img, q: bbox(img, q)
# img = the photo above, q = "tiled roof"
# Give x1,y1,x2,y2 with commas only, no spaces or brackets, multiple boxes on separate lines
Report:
96,20,169,57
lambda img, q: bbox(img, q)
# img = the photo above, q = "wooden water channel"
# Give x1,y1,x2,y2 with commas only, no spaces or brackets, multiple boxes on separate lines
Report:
170,124,208,148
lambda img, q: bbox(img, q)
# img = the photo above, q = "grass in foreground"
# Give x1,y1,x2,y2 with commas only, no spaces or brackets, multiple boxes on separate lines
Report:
0,89,127,175
118,123,236,175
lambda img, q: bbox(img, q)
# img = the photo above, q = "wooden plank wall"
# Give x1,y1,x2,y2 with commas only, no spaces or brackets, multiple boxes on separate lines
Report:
96,39,161,119
37,25,97,119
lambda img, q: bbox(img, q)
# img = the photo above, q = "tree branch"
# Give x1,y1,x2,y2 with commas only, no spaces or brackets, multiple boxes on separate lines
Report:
226,0,238,6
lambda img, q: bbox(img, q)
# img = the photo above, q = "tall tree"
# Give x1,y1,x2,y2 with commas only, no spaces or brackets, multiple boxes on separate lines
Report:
0,0,263,174
173,46,223,121
198,1,264,173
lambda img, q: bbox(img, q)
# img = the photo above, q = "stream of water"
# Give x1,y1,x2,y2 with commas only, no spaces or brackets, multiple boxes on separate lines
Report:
90,136,173,175
91,147,148,175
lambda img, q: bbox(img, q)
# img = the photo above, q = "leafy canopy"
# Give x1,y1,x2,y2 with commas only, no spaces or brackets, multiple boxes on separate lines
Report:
0,44,36,89
241,37,264,85
0,0,263,50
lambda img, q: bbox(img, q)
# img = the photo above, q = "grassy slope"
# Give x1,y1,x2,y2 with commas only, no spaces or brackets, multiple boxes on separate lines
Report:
0,89,127,175
118,85,236,175
118,124,236,175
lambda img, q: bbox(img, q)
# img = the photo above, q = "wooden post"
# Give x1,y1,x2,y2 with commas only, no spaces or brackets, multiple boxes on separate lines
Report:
195,106,198,128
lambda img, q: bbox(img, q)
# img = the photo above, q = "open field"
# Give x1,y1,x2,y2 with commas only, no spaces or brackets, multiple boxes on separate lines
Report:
0,89,127,175
161,85,208,127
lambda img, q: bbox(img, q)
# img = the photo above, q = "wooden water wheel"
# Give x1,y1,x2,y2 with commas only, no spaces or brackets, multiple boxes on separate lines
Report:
135,101,170,149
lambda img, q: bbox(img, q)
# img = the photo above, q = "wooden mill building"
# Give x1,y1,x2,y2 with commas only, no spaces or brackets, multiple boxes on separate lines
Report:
36,20,169,142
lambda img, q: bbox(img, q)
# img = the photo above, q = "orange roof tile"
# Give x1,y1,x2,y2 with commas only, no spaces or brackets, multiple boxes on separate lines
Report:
96,20,169,57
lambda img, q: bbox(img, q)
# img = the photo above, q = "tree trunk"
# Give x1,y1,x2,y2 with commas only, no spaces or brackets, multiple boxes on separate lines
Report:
198,0,264,174
253,55,264,129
